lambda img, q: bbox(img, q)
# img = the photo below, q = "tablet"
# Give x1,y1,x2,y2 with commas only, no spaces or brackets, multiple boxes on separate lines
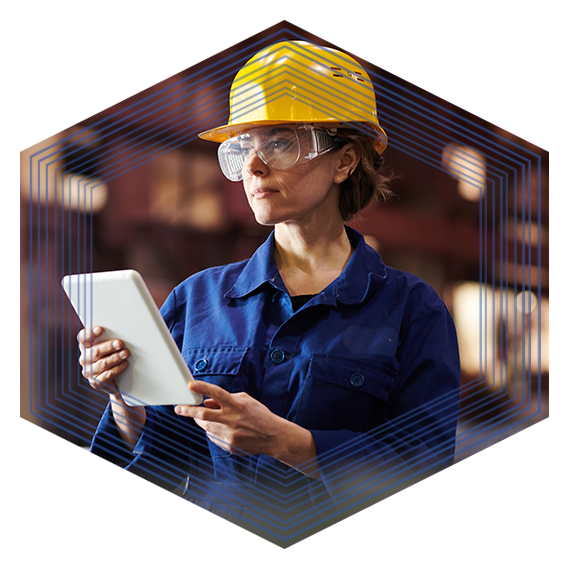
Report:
62,269,203,407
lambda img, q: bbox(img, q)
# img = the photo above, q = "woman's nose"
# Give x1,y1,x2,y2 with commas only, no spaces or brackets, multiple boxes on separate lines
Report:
243,150,268,177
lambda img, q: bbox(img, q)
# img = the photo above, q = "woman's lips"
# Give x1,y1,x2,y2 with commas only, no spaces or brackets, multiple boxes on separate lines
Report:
251,187,279,199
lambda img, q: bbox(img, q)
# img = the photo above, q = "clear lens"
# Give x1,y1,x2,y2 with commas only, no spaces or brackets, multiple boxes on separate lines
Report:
255,127,301,170
218,141,247,182
218,125,341,182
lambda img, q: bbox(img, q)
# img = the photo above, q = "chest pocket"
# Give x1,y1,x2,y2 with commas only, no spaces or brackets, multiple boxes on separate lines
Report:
183,346,250,467
294,354,398,432
183,346,249,393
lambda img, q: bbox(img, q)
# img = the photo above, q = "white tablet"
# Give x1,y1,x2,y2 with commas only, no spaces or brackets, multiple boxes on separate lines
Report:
61,269,202,407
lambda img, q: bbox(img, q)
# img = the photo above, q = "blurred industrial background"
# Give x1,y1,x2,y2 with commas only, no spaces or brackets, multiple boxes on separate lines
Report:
20,22,548,463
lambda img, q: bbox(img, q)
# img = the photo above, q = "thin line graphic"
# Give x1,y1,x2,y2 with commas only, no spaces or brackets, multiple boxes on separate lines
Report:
26,25,541,534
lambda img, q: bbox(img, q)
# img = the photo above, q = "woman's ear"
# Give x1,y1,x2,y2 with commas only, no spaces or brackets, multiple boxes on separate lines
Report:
333,144,361,184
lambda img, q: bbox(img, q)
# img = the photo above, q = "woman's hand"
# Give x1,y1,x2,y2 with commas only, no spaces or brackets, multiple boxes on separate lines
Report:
78,326,129,396
175,381,320,478
78,326,145,450
175,381,281,455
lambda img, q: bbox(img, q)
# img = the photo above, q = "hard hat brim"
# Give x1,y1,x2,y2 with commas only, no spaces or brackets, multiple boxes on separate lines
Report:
198,120,388,154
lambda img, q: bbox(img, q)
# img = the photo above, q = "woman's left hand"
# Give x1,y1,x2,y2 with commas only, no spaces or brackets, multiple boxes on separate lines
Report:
174,381,286,456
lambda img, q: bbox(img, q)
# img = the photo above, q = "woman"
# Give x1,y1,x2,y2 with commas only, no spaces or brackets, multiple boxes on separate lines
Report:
79,41,461,545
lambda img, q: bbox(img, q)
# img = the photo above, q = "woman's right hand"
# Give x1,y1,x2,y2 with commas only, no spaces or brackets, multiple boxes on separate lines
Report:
78,326,130,397
79,326,146,450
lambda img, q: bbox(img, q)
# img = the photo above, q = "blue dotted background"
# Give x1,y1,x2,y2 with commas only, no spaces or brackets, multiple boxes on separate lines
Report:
29,424,542,542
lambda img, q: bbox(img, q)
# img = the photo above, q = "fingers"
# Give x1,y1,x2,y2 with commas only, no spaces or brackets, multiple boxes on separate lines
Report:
188,380,233,405
79,338,128,367
77,326,104,348
77,326,129,391
81,348,129,380
87,361,128,393
174,404,222,421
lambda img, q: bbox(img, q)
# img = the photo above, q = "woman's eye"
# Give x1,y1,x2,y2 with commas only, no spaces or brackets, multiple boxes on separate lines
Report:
270,138,292,152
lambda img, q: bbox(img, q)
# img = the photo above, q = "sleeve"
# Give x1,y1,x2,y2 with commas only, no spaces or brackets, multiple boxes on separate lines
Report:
88,287,208,493
90,403,199,492
309,305,461,505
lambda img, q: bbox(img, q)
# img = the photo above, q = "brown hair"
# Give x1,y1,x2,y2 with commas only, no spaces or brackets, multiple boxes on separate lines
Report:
336,128,396,222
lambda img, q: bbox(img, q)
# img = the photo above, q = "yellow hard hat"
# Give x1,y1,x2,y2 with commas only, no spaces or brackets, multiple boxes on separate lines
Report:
198,40,388,154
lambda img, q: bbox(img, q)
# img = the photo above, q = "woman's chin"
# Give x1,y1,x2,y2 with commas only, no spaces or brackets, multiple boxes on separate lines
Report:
251,205,286,227
253,214,278,227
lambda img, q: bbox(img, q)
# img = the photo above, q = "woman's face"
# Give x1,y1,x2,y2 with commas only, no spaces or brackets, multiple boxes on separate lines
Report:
241,129,351,228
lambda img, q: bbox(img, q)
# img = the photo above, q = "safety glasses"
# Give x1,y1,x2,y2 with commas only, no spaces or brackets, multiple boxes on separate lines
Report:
217,124,345,182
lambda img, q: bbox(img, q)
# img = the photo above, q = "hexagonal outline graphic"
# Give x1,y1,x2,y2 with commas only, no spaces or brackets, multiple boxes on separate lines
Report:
24,21,540,544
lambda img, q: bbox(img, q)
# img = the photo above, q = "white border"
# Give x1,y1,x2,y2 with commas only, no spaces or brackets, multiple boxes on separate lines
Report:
4,0,568,568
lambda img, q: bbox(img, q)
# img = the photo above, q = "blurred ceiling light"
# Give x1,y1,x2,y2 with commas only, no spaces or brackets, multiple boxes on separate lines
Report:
452,281,549,379
506,263,548,288
452,281,484,375
451,280,512,378
441,143,487,201
516,290,537,315
510,220,547,246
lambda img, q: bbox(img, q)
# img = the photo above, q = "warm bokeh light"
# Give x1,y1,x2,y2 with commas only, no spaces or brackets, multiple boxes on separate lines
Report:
516,290,537,315
442,143,486,201
453,281,548,381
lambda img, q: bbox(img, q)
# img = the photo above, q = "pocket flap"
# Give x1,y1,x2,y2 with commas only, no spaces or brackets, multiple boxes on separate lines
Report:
183,346,248,376
308,354,397,401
